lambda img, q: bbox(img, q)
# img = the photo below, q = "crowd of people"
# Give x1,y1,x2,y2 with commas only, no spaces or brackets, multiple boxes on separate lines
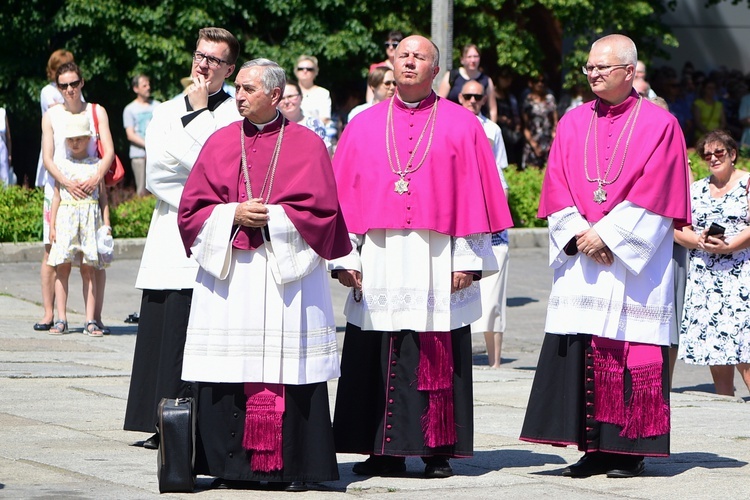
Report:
19,25,750,493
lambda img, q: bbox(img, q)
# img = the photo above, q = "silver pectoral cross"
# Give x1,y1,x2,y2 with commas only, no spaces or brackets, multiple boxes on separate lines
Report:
394,177,409,195
593,186,607,204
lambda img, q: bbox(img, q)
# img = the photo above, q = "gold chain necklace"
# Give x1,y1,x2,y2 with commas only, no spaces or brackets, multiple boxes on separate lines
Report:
241,118,285,203
583,96,643,204
385,97,439,194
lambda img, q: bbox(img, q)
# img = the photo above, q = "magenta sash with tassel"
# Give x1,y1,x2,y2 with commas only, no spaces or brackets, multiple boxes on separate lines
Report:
417,332,457,448
591,337,669,439
243,383,284,472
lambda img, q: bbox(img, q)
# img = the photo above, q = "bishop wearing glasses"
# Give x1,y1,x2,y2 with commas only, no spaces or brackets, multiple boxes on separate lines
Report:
520,34,691,479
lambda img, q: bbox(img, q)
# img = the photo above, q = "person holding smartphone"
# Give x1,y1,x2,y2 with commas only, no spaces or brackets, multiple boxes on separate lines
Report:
675,129,750,397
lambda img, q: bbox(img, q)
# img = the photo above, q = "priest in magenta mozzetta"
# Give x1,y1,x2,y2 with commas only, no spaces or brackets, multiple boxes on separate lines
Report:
330,35,513,479
177,59,350,492
519,34,691,479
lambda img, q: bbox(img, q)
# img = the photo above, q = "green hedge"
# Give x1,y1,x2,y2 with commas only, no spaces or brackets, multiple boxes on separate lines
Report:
0,186,156,243
0,186,44,242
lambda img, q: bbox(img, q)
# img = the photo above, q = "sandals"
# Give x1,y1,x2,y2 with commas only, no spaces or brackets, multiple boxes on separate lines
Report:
48,320,68,335
95,321,111,335
85,321,104,337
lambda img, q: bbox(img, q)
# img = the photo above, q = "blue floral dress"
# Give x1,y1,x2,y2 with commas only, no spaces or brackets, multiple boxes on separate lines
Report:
678,174,750,365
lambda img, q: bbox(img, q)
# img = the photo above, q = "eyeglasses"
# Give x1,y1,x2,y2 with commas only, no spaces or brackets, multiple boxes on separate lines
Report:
462,93,484,101
384,42,399,49
703,148,727,161
296,67,315,72
58,80,82,90
581,64,629,77
281,94,300,101
193,51,228,69
383,80,396,87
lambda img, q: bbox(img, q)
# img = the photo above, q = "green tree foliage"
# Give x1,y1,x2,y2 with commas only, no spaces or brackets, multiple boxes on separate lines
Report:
0,0,680,183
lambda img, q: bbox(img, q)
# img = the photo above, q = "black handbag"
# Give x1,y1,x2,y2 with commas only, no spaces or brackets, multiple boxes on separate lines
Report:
156,397,196,493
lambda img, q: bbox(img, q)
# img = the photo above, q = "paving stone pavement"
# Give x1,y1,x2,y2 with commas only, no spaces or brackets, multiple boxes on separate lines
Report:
0,233,748,499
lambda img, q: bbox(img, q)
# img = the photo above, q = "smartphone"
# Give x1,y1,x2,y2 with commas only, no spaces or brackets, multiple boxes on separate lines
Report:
706,222,725,237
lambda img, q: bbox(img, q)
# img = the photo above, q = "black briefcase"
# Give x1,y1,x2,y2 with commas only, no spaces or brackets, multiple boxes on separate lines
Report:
156,397,196,493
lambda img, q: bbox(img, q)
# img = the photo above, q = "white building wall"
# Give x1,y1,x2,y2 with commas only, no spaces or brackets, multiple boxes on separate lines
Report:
654,1,750,74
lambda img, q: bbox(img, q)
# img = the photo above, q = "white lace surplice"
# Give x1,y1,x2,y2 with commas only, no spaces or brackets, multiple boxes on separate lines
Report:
182,203,340,385
329,229,496,332
545,201,674,346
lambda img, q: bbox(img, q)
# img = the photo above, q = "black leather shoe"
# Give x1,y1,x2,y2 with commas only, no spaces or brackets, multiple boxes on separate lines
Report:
33,321,54,331
423,457,453,478
562,452,611,478
352,455,407,476
283,481,308,492
143,433,159,450
607,458,645,478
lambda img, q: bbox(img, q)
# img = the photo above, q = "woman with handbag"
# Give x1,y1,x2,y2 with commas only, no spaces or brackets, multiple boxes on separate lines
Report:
39,61,114,335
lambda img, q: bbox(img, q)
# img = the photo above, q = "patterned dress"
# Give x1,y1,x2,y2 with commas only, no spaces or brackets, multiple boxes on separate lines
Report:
679,174,750,365
47,156,105,268
522,93,556,168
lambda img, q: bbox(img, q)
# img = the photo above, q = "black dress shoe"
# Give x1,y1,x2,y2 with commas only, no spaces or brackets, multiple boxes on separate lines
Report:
33,321,54,331
352,455,407,476
143,433,159,450
283,481,308,492
562,452,612,478
607,458,645,478
423,456,453,478
210,478,260,489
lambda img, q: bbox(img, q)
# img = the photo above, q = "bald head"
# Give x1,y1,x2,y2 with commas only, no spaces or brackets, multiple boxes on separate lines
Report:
459,80,486,115
591,34,637,67
394,35,441,102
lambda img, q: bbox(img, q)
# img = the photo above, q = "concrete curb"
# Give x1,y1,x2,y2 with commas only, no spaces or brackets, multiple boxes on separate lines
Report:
0,228,549,263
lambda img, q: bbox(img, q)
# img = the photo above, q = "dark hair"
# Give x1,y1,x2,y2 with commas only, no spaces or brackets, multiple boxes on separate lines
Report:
197,27,240,65
286,80,302,95
55,62,82,84
697,129,737,157
367,66,391,88
387,30,404,43
131,74,149,88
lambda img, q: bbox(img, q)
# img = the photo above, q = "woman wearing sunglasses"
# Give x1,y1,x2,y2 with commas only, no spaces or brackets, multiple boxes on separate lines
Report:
675,129,750,397
39,61,114,336
295,55,331,126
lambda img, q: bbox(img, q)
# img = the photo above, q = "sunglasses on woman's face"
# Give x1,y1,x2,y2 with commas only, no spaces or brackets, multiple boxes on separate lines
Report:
703,148,727,161
58,80,82,90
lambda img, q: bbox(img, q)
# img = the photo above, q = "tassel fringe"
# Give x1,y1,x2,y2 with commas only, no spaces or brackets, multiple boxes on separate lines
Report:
417,332,456,448
620,363,670,439
593,346,626,426
243,385,284,473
